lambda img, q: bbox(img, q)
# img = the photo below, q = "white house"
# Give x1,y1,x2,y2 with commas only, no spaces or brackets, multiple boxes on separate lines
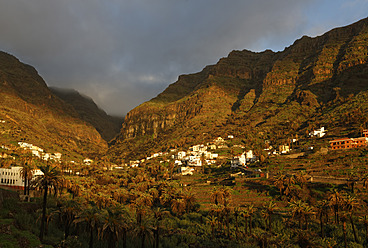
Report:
198,145,207,153
53,152,62,160
279,145,290,154
190,145,201,152
231,153,246,168
309,127,326,138
214,137,225,143
177,151,187,160
84,158,93,165
180,167,195,176
174,160,183,166
231,150,256,167
208,144,217,150
188,157,202,167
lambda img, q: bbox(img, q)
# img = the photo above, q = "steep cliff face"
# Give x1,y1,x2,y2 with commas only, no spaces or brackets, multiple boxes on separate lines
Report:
0,51,107,157
110,17,368,160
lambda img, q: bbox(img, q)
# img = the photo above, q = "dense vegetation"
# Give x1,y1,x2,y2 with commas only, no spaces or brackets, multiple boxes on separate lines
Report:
2,145,368,247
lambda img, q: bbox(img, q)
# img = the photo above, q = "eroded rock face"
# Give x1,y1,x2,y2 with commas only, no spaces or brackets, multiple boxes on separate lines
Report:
111,17,368,159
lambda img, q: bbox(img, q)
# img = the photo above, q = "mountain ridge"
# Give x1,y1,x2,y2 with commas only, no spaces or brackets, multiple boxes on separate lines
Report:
109,17,368,161
50,87,123,141
0,51,108,158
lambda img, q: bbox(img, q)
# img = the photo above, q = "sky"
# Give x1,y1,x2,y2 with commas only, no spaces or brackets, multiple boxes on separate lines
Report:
0,1,367,116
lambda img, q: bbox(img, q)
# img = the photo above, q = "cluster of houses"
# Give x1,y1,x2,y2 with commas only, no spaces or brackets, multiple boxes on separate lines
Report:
18,142,62,162
3,123,368,190
129,137,227,174
128,135,260,176
0,141,95,190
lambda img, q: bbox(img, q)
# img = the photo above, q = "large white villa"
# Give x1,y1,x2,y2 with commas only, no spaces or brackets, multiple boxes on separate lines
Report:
0,166,43,190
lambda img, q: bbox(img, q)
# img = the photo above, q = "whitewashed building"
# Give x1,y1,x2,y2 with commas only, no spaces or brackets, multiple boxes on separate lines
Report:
180,167,195,176
231,150,256,167
309,127,326,138
0,166,43,190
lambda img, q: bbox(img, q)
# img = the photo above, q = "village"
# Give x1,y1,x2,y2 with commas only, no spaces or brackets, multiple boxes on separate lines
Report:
1,122,368,190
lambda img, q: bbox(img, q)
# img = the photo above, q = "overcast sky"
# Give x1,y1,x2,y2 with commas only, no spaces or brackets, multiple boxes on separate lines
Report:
0,0,367,116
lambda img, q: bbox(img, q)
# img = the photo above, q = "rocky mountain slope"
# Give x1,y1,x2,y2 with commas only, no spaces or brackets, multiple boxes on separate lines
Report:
0,51,107,158
50,87,123,141
110,17,368,161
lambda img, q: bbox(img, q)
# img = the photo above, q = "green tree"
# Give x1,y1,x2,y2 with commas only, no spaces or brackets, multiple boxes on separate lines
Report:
289,200,305,229
133,216,154,248
316,200,329,237
20,157,34,197
100,206,130,248
32,163,61,241
262,201,277,232
74,203,101,248
59,199,81,239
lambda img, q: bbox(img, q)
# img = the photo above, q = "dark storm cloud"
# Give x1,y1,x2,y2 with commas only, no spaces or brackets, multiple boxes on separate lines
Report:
0,0,367,115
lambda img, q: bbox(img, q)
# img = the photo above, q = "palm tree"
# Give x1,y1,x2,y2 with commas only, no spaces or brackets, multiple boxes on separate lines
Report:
273,174,286,197
36,207,58,236
20,158,34,197
283,175,296,197
246,205,255,234
210,187,224,205
133,215,154,248
210,204,224,233
361,173,368,190
328,189,342,224
341,213,348,248
343,195,359,243
316,200,329,237
222,204,232,238
182,189,196,213
59,199,81,239
206,215,217,239
32,163,61,241
295,171,308,189
240,207,250,235
74,203,101,248
100,206,130,248
233,207,241,239
240,205,255,235
289,200,305,229
152,207,169,248
262,201,277,232
171,198,186,215
302,203,314,230
359,215,368,244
